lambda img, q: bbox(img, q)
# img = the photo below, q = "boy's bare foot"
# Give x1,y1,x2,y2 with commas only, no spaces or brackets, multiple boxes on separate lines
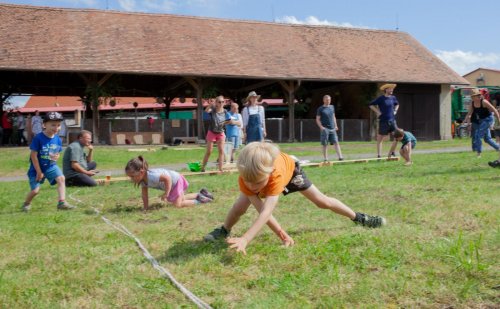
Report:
404,161,413,166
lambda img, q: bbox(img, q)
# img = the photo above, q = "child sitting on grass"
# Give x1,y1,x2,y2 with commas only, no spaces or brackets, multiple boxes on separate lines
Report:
204,142,385,255
22,112,75,212
389,128,417,166
125,156,214,210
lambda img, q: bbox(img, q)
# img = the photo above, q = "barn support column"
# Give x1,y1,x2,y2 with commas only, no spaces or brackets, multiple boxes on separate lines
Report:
439,84,452,140
185,77,204,140
280,80,299,142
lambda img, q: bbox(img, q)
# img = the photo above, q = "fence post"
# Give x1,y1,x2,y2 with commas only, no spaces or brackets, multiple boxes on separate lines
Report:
360,120,363,140
278,119,282,142
340,119,344,142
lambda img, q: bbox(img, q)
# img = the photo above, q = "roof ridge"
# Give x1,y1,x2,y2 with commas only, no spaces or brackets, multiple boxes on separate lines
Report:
0,2,402,34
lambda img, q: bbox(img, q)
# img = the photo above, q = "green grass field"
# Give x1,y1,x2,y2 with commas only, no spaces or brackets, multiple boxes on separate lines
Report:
0,139,471,177
0,147,499,308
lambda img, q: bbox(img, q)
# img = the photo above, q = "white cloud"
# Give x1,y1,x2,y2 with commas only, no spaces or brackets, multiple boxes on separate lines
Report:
143,0,176,12
117,0,136,11
117,0,176,12
276,15,372,29
435,50,500,75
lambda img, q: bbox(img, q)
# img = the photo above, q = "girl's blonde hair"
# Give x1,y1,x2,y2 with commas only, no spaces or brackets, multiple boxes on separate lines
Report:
125,155,149,173
237,142,280,182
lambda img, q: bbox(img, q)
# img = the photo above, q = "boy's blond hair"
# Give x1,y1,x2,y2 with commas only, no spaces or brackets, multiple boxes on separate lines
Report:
237,142,280,182
393,128,404,139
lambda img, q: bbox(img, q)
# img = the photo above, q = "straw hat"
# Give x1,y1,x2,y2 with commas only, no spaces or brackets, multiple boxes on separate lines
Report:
380,83,397,91
470,89,482,97
245,91,261,102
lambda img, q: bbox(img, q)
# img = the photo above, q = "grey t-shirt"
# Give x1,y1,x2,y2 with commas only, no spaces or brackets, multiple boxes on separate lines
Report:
208,110,229,133
63,141,88,178
140,169,180,190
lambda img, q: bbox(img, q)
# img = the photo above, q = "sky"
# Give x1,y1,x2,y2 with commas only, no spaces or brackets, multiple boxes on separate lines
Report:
3,0,500,108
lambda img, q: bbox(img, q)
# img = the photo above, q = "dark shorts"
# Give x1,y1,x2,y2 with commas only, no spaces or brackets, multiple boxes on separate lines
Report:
282,162,313,196
401,141,416,150
379,120,398,135
494,129,500,138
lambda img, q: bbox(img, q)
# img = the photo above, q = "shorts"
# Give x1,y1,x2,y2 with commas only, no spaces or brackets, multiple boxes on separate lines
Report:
226,135,241,149
28,164,63,190
167,175,189,203
283,162,313,196
320,128,339,145
379,120,398,135
206,130,225,143
401,141,416,150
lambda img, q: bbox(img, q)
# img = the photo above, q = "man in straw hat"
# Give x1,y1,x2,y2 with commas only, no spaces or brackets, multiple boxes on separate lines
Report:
369,83,399,158
242,91,266,143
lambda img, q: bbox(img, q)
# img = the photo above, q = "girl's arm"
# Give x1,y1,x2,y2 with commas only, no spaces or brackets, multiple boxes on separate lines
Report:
159,174,172,201
241,108,248,132
141,186,149,210
227,195,279,254
464,102,474,124
260,106,266,134
483,100,500,122
204,104,214,113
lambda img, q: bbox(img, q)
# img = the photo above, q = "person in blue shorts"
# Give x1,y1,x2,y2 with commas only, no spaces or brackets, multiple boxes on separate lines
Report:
369,84,399,158
22,112,75,212
390,128,416,166
316,95,344,161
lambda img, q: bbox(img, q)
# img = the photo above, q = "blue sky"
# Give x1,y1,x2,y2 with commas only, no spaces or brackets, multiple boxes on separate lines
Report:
3,0,500,77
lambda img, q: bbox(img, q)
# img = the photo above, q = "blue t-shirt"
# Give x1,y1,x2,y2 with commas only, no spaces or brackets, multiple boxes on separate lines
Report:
28,132,63,176
370,95,399,121
225,112,242,138
316,105,335,129
401,132,417,146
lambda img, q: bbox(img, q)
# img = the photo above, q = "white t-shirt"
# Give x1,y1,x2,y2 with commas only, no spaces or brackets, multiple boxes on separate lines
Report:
242,105,265,128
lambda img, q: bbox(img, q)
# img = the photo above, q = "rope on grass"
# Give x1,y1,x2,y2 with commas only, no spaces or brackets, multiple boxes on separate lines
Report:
69,192,212,309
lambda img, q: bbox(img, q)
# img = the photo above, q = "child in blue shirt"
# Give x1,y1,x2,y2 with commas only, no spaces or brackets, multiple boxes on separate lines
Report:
390,128,417,166
22,112,75,212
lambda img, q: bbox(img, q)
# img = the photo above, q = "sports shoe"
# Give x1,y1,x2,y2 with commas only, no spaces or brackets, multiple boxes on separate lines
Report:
353,212,386,228
488,160,500,168
196,194,212,204
390,152,396,157
21,202,31,212
204,225,230,241
339,157,344,161
57,201,76,210
199,188,214,200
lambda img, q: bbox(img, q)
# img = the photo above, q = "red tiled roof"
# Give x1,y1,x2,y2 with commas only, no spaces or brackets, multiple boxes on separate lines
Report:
463,67,500,77
0,4,468,84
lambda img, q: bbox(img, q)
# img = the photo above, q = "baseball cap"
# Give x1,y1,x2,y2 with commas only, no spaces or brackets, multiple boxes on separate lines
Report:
43,112,64,122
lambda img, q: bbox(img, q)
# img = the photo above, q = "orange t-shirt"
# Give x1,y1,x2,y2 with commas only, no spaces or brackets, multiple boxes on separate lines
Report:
239,152,295,197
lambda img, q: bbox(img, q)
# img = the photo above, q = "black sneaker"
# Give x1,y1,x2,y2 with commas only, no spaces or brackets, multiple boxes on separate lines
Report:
200,188,214,200
488,160,500,168
390,152,396,157
353,212,386,228
339,157,344,161
204,225,230,242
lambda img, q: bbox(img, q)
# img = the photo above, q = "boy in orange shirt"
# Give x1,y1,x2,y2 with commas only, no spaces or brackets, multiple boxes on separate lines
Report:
204,142,385,254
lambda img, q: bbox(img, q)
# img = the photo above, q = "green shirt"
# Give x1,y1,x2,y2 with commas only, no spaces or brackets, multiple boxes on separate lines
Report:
63,141,88,178
401,132,417,146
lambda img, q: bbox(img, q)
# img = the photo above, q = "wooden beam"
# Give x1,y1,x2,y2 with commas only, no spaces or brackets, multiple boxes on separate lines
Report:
164,78,187,92
97,73,113,87
184,77,205,139
236,80,278,93
280,80,299,142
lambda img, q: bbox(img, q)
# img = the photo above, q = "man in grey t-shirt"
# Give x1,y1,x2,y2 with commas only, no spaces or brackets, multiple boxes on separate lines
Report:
63,130,98,187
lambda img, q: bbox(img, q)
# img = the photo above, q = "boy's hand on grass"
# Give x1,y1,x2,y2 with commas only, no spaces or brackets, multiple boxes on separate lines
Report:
227,237,248,255
36,172,44,182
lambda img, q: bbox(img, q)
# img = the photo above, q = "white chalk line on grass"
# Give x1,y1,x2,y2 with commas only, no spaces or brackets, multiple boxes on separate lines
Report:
69,192,212,309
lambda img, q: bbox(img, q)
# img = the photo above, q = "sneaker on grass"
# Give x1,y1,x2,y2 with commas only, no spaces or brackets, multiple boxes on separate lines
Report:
57,201,76,210
488,160,500,168
21,203,31,212
353,212,386,228
199,188,214,200
204,225,230,242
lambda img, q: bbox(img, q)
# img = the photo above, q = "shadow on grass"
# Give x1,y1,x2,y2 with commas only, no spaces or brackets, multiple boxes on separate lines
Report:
157,239,234,265
108,202,166,214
